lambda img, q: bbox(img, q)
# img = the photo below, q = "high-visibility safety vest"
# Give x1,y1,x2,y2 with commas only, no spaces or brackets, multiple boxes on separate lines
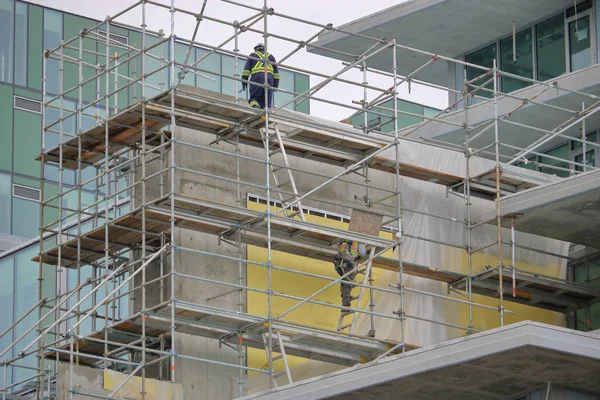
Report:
338,240,359,259
250,51,275,75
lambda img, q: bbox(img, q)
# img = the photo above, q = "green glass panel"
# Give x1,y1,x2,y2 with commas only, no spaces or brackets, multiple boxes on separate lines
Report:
64,15,98,105
274,69,294,110
15,2,27,87
294,73,309,114
500,28,533,93
28,5,42,90
397,100,424,129
574,150,595,172
195,47,220,93
175,41,195,87
0,0,14,83
0,256,14,353
12,196,39,238
142,34,168,99
42,181,58,229
536,14,566,81
0,84,13,172
572,132,598,150
466,44,496,98
15,87,41,100
0,172,11,234
44,9,62,95
13,175,39,189
128,30,142,105
13,246,39,381
540,143,570,177
13,109,41,178
221,53,238,97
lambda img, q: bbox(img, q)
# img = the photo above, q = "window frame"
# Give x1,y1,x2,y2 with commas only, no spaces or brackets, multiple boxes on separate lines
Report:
462,1,598,92
565,6,597,72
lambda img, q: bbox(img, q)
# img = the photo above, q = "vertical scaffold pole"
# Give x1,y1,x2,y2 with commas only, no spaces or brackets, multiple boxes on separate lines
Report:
582,102,587,172
492,59,504,326
392,40,406,352
102,15,111,396
140,1,148,398
262,0,275,390
463,70,473,333
75,28,84,372
36,45,49,400
169,1,177,399
235,20,244,393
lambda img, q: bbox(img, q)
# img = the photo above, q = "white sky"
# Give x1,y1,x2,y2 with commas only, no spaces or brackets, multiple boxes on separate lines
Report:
29,0,448,121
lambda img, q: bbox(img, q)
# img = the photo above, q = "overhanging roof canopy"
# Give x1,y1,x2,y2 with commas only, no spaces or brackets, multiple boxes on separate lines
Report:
311,0,575,84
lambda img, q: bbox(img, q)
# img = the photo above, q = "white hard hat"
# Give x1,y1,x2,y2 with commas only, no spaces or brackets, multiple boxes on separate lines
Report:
254,42,265,50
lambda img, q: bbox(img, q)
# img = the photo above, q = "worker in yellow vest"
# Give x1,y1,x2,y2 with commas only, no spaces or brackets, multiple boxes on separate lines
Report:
333,240,366,307
241,43,280,109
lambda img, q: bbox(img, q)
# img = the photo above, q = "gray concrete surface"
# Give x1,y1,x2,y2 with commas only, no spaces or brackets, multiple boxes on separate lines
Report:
242,321,600,400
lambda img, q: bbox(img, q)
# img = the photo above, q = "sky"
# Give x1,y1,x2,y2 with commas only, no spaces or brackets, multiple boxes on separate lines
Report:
29,0,448,121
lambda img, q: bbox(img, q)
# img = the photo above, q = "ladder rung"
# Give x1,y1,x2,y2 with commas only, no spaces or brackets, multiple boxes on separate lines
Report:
277,180,290,188
339,310,352,317
272,355,283,362
338,324,352,331
274,371,287,378
270,148,282,156
272,166,283,173
350,296,359,301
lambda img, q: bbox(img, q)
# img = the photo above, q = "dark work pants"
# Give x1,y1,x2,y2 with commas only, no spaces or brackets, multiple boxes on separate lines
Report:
248,74,274,109
340,260,357,307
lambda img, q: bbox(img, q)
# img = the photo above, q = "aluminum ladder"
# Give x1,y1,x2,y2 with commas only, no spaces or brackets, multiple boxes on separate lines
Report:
336,247,376,336
260,124,306,221
262,329,293,388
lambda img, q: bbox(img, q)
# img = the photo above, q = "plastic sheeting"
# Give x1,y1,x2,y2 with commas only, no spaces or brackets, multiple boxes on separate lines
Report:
246,139,569,394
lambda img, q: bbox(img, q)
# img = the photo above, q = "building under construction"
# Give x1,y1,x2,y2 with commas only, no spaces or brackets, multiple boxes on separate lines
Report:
1,0,600,398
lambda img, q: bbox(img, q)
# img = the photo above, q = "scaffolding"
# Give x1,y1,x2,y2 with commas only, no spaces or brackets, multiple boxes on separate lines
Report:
1,0,600,398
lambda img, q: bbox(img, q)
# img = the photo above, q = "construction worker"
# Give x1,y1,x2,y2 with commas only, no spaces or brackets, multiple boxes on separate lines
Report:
333,240,366,307
241,43,280,109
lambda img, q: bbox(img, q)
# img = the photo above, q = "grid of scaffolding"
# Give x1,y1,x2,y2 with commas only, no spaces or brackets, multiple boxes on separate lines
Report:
1,0,600,398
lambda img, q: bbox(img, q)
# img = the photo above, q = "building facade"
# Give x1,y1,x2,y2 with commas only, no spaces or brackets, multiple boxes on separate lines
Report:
0,0,312,392
313,0,600,335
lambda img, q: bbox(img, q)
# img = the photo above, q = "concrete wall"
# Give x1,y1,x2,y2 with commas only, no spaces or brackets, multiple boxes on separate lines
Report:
127,120,567,399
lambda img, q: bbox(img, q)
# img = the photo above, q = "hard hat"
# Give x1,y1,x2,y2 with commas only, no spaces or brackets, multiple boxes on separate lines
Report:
254,42,265,50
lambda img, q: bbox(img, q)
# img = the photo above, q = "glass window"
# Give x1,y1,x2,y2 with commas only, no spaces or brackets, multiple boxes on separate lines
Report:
28,5,43,91
12,197,39,238
0,84,13,172
572,131,598,150
569,15,592,71
175,41,195,87
15,2,27,87
0,172,11,234
501,28,533,92
574,150,595,171
536,14,566,81
540,143,570,177
13,109,41,178
294,73,309,114
221,53,239,97
274,69,294,110
398,100,424,129
0,256,14,354
13,246,38,386
143,34,168,99
43,9,62,95
0,0,14,83
466,44,496,98
195,47,221,93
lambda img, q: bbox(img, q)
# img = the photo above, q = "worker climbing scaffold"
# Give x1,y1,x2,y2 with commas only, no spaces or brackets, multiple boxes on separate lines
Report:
333,240,366,307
